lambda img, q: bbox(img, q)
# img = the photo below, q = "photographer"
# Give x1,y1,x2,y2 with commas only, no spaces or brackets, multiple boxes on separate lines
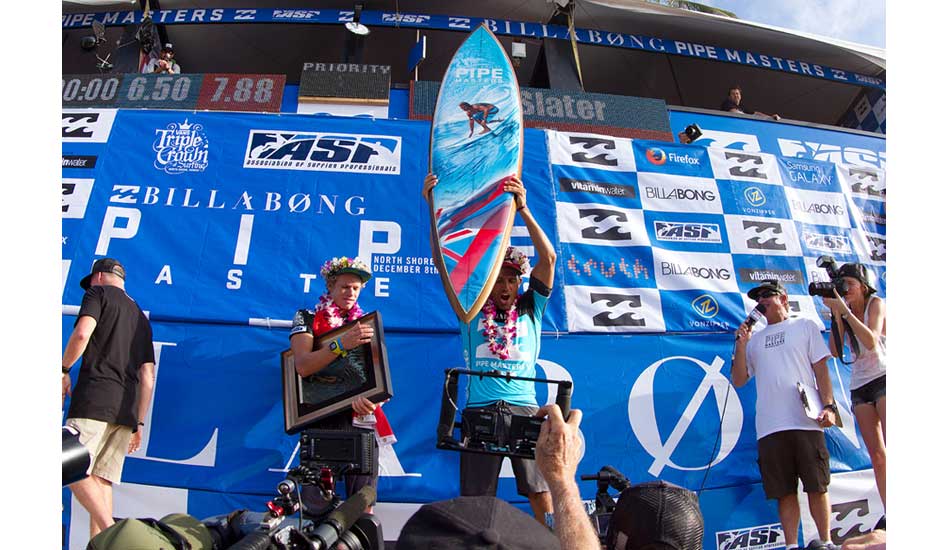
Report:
820,263,886,506
142,43,181,74
732,280,838,550
289,256,391,516
423,173,557,524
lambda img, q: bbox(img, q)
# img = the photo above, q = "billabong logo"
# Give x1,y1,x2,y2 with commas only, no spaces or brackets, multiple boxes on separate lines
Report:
790,199,845,216
661,262,732,280
629,355,743,476
245,131,402,174
741,220,786,251
744,186,766,207
846,167,885,198
645,187,715,201
590,292,645,327
153,119,209,175
691,294,719,318
831,499,877,544
724,151,767,180
62,113,99,138
654,221,721,243
578,208,631,241
568,136,618,166
867,236,886,261
646,147,666,165
716,524,784,550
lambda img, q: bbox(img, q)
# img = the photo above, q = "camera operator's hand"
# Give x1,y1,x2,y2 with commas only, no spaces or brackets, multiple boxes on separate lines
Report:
423,173,439,202
341,322,374,350
352,396,377,416
822,289,850,318
534,404,583,484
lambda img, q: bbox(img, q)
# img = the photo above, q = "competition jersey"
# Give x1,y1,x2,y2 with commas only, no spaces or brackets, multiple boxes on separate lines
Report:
745,317,831,439
459,277,550,407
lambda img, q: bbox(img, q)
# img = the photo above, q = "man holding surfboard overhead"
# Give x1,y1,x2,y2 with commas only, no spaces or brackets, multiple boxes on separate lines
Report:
424,172,558,524
459,101,499,137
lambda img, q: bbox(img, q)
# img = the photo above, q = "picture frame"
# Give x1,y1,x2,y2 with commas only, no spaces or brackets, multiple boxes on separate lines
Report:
282,311,392,434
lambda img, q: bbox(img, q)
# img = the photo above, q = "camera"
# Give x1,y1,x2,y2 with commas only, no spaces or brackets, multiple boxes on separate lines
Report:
807,255,849,298
63,426,91,486
436,368,572,459
581,465,632,543
682,123,703,143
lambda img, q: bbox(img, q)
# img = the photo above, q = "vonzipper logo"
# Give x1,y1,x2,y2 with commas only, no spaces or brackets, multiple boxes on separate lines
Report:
744,186,766,207
691,294,719,318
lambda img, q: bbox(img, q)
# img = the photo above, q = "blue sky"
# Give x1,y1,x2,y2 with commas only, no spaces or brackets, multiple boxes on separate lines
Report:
704,0,885,48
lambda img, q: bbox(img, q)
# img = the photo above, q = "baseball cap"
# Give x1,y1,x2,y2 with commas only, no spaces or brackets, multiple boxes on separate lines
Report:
162,42,174,51
837,263,877,294
607,481,704,550
746,279,786,301
396,496,560,550
80,258,126,290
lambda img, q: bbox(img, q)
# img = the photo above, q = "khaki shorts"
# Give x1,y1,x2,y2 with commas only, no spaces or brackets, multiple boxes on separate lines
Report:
66,418,132,484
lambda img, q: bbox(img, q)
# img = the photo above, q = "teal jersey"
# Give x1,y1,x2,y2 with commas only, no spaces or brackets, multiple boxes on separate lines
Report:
460,279,550,407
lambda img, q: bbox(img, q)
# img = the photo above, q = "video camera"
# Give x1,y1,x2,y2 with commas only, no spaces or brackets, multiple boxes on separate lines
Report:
807,255,849,298
436,368,572,459
581,465,632,543
203,429,384,550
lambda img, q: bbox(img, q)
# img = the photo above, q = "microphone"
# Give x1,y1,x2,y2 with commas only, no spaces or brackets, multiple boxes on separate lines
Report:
309,485,376,550
737,303,768,339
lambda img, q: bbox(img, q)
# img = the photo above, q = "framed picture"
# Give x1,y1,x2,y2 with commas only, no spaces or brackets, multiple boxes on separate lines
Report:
282,311,392,434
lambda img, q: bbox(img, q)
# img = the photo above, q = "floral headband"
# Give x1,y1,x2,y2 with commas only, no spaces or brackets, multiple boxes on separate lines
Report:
502,246,530,275
320,256,372,283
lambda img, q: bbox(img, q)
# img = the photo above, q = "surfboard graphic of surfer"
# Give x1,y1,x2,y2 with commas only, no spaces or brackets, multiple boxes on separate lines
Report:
459,101,499,137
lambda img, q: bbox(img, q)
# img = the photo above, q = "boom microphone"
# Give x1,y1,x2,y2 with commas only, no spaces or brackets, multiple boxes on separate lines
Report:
309,485,377,550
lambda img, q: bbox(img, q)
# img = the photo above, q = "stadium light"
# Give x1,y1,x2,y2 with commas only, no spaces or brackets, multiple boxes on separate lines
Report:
345,3,371,36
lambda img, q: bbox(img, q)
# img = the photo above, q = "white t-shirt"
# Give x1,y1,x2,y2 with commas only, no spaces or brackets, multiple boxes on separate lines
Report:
745,317,831,439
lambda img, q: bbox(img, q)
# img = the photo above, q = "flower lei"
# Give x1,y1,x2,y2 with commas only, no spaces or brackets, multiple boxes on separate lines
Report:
320,256,371,280
314,292,364,334
481,299,518,360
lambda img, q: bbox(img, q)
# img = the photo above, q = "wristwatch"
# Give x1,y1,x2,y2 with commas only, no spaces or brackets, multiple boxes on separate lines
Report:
822,403,838,415
329,338,348,358
62,365,71,375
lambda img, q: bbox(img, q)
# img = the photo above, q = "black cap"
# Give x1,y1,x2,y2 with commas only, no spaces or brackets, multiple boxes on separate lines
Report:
746,279,787,301
838,263,877,294
80,258,126,290
607,481,704,550
396,496,560,550
163,42,174,52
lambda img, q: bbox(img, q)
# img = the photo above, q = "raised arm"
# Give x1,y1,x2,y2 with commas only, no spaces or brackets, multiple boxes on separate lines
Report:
505,175,556,288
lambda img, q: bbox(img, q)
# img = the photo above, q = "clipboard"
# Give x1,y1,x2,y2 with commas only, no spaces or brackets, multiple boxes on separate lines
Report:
796,382,843,428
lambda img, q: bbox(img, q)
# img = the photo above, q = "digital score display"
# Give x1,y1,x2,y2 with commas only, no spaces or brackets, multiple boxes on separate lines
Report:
62,73,285,112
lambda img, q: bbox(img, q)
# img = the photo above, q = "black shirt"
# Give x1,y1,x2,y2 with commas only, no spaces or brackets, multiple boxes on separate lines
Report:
720,98,754,114
67,285,155,427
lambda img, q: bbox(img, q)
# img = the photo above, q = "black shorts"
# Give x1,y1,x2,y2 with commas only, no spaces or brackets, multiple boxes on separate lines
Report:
459,403,550,498
757,430,830,500
851,375,886,409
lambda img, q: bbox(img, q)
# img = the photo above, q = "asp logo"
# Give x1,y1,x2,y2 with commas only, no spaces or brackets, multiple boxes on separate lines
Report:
245,131,402,174
803,231,852,254
691,294,719,318
646,147,667,165
654,221,722,243
716,523,784,550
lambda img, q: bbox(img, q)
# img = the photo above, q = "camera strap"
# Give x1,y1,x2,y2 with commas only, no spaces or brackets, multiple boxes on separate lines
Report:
831,316,859,365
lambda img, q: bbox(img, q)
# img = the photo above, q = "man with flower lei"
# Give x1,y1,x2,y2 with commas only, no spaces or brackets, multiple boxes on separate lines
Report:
289,256,392,515
423,173,558,524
